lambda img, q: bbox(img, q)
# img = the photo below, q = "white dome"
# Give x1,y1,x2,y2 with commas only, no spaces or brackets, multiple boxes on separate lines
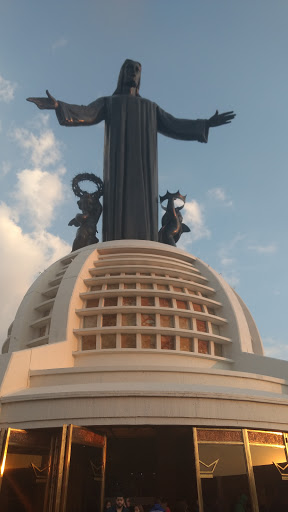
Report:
5,240,264,361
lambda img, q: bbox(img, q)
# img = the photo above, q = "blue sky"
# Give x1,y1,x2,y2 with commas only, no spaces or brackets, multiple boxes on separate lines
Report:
0,0,287,358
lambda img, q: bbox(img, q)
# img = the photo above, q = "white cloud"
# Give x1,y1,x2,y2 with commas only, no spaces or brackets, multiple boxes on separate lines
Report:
177,200,210,251
183,200,210,241
27,112,50,131
13,168,65,229
0,75,17,103
0,117,70,347
0,203,70,345
208,187,233,207
13,127,62,168
263,337,288,360
52,37,68,50
248,244,277,254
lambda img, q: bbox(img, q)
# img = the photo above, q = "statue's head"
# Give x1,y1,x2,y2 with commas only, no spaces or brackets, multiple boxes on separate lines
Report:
113,59,141,96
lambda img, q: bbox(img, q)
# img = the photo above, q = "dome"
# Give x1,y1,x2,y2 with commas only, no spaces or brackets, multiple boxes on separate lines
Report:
5,239,264,361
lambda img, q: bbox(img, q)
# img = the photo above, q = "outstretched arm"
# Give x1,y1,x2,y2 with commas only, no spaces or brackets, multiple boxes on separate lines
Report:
26,90,58,110
157,106,236,142
157,106,209,142
27,90,105,126
208,110,236,127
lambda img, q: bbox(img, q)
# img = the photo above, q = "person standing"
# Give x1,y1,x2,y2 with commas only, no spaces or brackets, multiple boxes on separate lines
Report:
109,496,130,512
150,498,165,512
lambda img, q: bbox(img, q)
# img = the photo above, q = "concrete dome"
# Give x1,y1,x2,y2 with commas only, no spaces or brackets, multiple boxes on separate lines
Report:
5,239,263,360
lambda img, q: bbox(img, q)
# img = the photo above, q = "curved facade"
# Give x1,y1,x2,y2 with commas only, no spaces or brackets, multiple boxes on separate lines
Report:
5,240,264,358
0,241,288,512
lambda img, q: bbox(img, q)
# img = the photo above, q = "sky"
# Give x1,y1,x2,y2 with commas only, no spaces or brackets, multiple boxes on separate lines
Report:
0,0,287,358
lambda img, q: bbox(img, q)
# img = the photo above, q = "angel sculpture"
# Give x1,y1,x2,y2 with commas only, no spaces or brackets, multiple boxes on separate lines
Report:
158,191,190,247
68,173,103,252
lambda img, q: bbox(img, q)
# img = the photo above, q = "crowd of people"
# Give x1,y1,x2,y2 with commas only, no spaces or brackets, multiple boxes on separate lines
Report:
104,494,256,512
104,496,186,512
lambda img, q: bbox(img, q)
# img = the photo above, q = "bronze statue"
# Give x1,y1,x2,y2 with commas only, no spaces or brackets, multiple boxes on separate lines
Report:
27,59,235,242
68,173,103,252
158,191,190,247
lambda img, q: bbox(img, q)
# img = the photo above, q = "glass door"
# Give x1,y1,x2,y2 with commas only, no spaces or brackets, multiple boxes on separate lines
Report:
0,427,59,512
61,425,107,512
247,430,288,511
0,425,106,512
194,428,251,512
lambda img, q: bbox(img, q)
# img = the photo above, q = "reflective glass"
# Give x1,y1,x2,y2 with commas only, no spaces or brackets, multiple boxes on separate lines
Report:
250,442,288,510
0,429,54,512
198,443,250,512
65,427,105,512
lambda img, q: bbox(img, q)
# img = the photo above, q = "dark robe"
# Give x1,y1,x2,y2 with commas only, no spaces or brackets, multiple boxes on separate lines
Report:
56,95,209,242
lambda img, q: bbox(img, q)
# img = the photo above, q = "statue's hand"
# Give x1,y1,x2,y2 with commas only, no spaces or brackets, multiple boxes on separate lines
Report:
208,110,236,127
26,90,58,110
68,218,78,227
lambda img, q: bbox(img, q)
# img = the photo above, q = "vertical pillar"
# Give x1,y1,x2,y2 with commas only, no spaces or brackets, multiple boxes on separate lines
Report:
54,425,70,512
0,428,10,493
193,428,204,512
59,424,73,512
242,429,259,512
100,435,107,512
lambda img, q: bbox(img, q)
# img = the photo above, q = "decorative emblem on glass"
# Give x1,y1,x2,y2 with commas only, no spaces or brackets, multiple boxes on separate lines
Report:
199,459,219,478
31,463,50,483
273,461,288,480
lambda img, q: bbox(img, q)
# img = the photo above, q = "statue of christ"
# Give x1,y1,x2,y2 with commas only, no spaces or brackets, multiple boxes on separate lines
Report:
27,59,235,242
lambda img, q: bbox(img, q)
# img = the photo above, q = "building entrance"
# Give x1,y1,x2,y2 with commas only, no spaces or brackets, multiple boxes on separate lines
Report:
104,426,197,509
0,426,197,512
1,426,288,512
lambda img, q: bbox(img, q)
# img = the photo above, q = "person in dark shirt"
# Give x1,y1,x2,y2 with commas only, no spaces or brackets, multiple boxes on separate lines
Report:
109,496,129,512
125,497,134,512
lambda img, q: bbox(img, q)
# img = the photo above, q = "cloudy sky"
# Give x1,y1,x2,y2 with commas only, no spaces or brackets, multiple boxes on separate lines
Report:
0,0,287,358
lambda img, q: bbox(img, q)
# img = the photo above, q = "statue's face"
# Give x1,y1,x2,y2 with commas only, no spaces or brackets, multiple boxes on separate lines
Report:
123,60,141,88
